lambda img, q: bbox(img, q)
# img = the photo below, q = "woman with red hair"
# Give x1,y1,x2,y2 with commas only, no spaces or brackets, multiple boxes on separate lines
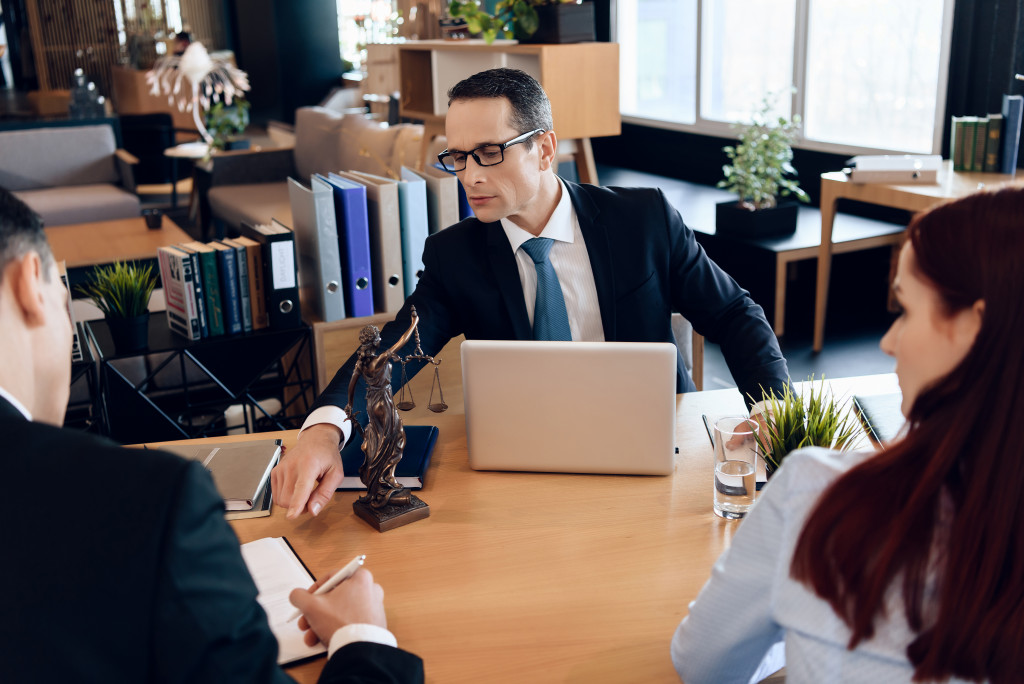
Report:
672,186,1024,683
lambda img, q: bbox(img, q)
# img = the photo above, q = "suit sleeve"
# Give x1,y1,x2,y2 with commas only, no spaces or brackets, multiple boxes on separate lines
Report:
151,460,294,684
318,643,424,684
311,233,459,420
660,189,790,405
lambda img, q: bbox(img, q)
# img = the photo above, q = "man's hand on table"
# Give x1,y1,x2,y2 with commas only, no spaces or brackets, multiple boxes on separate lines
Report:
271,423,345,518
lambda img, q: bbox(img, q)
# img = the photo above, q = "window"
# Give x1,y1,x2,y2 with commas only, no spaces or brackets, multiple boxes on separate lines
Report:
616,0,955,155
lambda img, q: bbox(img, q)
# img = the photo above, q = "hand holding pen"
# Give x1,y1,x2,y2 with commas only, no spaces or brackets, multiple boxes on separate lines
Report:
288,556,389,647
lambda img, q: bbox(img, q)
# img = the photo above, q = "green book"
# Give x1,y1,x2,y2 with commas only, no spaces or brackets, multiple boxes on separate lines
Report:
180,241,225,336
972,116,989,172
984,113,1003,172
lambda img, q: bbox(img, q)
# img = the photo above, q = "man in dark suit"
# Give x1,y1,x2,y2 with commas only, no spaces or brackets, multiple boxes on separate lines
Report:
273,68,789,519
0,188,422,683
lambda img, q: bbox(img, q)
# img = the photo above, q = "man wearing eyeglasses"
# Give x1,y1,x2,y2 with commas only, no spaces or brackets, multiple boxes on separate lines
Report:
273,68,790,518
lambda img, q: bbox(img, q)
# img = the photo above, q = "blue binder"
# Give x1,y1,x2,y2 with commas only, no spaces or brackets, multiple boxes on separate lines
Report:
321,172,375,317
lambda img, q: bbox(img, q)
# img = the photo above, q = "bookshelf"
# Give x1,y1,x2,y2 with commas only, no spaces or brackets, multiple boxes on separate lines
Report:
393,40,620,184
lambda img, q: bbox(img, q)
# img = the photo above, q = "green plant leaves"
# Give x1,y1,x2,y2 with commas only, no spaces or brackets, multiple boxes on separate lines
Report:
751,376,860,472
449,0,539,43
76,261,156,319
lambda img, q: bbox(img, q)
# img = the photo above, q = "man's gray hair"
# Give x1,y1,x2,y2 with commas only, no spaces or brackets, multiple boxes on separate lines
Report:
0,188,53,282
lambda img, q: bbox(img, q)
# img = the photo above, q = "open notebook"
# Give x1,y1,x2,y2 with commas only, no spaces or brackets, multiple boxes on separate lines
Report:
239,537,327,665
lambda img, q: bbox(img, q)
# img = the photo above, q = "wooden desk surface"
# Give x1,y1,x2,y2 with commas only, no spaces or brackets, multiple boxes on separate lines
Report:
152,373,898,683
45,215,192,269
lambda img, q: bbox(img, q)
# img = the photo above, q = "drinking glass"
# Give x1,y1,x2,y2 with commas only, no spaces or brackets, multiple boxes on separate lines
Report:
712,416,759,519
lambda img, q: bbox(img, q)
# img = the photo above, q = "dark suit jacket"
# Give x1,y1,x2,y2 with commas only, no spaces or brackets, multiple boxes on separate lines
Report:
0,398,423,684
315,181,789,415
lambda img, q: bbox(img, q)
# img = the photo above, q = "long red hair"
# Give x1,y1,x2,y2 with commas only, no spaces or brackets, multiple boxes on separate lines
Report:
790,186,1024,683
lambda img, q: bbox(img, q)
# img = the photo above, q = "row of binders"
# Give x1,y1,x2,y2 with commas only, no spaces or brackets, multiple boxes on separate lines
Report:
157,164,472,339
289,165,471,323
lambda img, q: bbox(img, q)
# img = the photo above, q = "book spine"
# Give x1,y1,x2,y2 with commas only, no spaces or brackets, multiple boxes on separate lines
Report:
233,244,253,332
247,243,269,329
179,251,202,340
216,245,244,335
157,248,193,339
972,117,988,172
1001,95,1023,174
199,251,225,336
984,115,1003,172
188,251,209,338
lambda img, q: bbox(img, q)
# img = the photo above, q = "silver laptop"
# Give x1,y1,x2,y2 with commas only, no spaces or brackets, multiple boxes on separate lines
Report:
461,340,677,475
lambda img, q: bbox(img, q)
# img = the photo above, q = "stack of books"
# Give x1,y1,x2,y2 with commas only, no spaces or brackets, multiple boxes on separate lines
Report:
950,94,1022,174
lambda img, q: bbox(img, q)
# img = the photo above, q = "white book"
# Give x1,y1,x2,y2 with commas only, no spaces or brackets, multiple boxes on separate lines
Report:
156,245,202,340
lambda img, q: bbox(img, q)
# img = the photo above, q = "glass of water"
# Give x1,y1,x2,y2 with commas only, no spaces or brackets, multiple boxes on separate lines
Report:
712,416,759,519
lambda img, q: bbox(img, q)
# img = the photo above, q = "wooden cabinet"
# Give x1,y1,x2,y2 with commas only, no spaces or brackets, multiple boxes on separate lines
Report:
394,40,620,183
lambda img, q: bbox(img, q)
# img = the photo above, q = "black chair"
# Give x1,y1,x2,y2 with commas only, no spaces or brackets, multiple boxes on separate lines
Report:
119,113,176,185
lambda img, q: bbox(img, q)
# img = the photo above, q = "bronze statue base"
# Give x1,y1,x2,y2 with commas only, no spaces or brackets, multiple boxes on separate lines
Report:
353,494,430,532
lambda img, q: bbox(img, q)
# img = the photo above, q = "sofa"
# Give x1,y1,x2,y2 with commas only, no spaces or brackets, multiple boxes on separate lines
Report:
0,123,141,227
202,107,436,238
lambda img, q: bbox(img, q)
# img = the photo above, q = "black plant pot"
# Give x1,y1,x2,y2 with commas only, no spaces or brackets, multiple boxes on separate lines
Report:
107,312,150,354
715,200,799,239
521,2,596,44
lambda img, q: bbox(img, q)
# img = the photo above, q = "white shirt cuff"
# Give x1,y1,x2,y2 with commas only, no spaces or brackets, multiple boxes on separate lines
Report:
748,399,770,418
327,623,398,658
300,405,353,447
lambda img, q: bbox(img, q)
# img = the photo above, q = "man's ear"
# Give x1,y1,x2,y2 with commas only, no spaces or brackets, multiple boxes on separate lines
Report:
538,130,558,171
10,252,48,327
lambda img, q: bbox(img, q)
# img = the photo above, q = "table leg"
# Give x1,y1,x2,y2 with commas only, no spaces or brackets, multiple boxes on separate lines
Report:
814,182,840,352
170,157,179,209
774,253,787,336
574,138,598,185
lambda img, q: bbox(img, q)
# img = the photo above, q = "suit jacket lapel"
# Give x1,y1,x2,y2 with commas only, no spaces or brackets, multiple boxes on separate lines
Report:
484,222,533,340
0,395,29,422
565,181,616,341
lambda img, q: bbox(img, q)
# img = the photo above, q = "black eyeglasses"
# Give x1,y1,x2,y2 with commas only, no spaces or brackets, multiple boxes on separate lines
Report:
437,129,545,172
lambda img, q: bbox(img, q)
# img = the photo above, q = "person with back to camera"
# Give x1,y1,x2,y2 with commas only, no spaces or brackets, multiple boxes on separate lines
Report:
671,186,1024,683
0,187,423,683
272,67,791,519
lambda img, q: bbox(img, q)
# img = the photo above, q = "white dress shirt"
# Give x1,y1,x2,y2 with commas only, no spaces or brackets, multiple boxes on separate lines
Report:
500,178,605,341
0,385,32,420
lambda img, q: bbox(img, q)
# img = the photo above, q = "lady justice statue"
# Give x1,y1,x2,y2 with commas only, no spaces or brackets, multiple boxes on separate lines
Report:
343,307,433,531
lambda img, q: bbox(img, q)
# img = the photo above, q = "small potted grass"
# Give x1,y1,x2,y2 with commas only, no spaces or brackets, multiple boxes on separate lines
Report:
753,376,860,476
78,261,157,353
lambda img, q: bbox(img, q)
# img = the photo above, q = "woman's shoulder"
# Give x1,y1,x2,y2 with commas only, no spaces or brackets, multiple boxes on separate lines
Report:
771,447,875,494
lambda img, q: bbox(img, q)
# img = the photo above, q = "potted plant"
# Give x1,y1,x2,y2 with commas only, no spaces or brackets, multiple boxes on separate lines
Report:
716,92,809,238
78,261,157,354
753,377,860,476
205,98,251,153
447,0,594,45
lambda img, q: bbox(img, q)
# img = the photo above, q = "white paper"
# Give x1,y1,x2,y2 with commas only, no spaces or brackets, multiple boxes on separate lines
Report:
240,537,327,665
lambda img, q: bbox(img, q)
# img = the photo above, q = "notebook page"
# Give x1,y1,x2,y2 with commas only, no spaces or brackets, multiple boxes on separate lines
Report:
240,537,327,665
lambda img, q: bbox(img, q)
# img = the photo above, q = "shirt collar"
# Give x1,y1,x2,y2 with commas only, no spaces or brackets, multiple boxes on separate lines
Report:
0,386,32,421
501,178,576,253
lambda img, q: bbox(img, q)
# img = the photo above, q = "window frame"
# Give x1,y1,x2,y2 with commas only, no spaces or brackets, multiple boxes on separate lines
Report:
613,0,958,156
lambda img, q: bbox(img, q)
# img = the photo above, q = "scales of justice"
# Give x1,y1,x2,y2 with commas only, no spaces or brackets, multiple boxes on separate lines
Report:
343,306,446,531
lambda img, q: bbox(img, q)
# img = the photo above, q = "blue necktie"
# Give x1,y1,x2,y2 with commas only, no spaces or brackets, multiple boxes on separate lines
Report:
521,237,572,341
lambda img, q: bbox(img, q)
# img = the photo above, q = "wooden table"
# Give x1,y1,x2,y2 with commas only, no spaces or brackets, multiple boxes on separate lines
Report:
814,162,1016,351
45,214,192,269
151,373,898,683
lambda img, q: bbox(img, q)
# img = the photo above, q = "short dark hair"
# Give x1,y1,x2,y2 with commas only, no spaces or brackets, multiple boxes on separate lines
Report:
447,68,553,146
0,188,52,282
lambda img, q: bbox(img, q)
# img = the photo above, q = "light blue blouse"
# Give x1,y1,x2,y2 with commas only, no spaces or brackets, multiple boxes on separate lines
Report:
671,447,978,684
